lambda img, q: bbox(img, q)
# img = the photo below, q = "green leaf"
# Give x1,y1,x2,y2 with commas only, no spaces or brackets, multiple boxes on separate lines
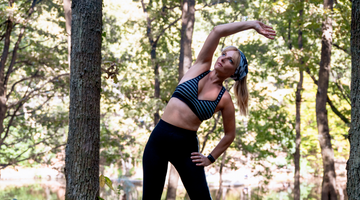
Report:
105,176,115,191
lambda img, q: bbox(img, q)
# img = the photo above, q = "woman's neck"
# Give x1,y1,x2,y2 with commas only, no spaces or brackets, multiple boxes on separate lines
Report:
209,70,226,86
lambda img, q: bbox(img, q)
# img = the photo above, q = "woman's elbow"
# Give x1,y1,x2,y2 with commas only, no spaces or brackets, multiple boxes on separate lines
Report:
225,133,235,143
211,25,224,36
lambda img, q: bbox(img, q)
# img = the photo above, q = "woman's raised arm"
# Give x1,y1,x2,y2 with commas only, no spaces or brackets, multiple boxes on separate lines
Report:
192,21,276,71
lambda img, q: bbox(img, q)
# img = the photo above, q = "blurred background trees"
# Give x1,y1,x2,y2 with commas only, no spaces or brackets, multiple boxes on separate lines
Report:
0,0,354,199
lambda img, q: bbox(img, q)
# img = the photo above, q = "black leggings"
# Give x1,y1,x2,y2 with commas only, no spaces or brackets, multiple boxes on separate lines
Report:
142,119,212,200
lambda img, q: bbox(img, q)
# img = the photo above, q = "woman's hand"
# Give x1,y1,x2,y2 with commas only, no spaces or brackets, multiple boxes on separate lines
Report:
191,152,212,167
253,21,276,39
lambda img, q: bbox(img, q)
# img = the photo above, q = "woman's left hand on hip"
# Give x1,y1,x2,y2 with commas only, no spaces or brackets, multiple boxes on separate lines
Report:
190,152,211,167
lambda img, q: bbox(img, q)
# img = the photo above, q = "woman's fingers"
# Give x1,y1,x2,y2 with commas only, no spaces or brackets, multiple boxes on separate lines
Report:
190,152,207,166
255,21,276,39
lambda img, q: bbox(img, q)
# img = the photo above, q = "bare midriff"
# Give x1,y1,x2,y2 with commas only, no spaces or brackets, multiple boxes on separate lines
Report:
161,98,202,131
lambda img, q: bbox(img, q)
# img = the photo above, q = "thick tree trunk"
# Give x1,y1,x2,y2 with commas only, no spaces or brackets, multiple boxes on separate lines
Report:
65,0,102,199
294,4,304,200
346,0,360,199
316,0,337,199
165,1,195,199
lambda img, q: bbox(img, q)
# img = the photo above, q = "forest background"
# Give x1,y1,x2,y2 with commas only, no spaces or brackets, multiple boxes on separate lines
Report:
0,0,352,199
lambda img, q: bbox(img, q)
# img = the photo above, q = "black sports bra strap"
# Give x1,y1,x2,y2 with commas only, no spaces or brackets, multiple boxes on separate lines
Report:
197,70,210,80
216,87,226,102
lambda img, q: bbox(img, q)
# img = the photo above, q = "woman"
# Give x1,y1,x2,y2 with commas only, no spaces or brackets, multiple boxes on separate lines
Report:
142,21,276,199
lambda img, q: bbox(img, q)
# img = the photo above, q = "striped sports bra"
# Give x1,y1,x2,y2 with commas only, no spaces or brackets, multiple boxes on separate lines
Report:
171,70,226,121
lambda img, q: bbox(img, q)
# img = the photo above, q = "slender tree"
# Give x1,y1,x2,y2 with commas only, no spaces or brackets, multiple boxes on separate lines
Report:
316,0,338,199
346,0,360,199
166,0,195,199
65,0,102,199
140,0,181,127
215,150,227,200
294,1,304,199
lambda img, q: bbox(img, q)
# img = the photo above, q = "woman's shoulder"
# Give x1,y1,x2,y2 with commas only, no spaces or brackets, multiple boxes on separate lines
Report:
218,89,233,107
218,90,235,117
179,64,210,84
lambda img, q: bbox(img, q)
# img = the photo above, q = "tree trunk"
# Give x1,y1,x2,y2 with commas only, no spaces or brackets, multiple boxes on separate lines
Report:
316,0,337,199
65,0,102,199
0,18,12,143
346,0,360,199
152,45,160,126
294,62,303,200
216,150,227,200
178,0,195,81
294,3,304,200
166,1,195,199
166,164,180,200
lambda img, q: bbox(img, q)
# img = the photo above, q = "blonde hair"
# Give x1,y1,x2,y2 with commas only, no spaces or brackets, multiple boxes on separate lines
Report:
234,75,249,116
222,46,249,116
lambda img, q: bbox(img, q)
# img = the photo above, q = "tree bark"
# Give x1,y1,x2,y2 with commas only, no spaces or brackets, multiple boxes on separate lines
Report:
346,0,360,199
316,0,338,199
294,3,304,200
65,0,102,199
166,1,195,199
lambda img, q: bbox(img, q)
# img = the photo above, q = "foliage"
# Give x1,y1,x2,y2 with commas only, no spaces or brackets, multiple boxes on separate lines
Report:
0,0,69,169
96,0,351,184
0,0,351,195
0,183,58,200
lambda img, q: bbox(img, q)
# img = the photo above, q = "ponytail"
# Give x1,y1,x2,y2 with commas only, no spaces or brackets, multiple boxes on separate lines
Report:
233,75,249,116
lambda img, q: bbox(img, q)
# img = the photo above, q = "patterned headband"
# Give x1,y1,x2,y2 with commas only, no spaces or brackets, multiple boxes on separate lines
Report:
230,49,248,81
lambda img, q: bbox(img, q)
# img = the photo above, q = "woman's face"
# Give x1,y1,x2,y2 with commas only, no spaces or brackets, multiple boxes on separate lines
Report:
214,50,239,76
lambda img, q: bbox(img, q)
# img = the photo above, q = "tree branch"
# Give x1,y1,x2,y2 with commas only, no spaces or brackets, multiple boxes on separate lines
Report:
7,73,69,109
330,69,351,105
0,97,23,146
333,43,350,55
201,112,221,153
0,18,13,74
305,68,350,125
326,95,350,125
154,17,181,44
7,71,43,99
0,20,9,28
2,0,38,87
5,25,27,87
6,93,54,118
195,0,228,10
0,143,65,170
